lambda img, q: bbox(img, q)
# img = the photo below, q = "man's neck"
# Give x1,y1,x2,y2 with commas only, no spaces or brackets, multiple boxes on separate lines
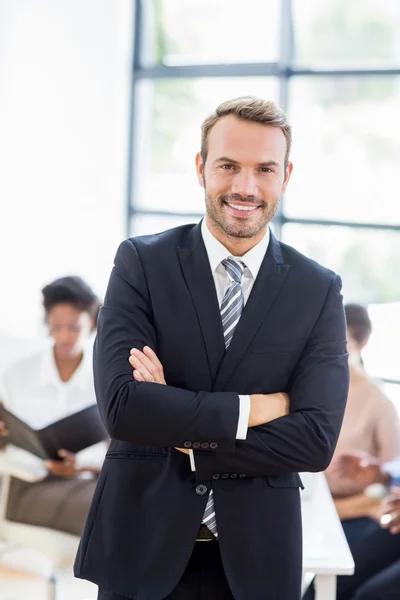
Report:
205,216,267,257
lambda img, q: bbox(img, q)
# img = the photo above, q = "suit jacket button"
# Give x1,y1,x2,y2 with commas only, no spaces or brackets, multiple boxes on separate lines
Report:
239,474,246,478
209,442,218,449
221,473,229,479
230,474,238,479
201,442,210,449
183,441,192,448
195,484,208,496
192,442,201,449
212,474,220,480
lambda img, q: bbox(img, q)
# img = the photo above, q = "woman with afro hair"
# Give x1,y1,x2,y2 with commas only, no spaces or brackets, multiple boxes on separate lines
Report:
0,276,107,535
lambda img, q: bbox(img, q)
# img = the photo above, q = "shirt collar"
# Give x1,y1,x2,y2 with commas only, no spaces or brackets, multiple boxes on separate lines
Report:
201,218,270,280
39,343,92,390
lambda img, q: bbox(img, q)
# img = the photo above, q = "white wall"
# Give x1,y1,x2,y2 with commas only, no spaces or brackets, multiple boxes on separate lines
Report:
0,0,132,337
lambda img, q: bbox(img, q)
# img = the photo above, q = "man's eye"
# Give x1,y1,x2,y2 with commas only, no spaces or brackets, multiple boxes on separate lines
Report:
221,164,235,170
260,167,273,173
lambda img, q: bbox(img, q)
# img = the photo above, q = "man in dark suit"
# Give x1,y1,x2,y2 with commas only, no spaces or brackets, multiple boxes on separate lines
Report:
74,97,349,600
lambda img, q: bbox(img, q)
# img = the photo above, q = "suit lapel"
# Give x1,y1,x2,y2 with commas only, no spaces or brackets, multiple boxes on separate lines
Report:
177,224,225,381
213,234,290,391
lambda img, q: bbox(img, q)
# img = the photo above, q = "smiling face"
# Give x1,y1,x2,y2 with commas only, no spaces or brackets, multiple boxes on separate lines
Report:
196,115,292,253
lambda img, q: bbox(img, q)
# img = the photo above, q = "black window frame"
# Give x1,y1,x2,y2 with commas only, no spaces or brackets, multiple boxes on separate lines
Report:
126,0,400,386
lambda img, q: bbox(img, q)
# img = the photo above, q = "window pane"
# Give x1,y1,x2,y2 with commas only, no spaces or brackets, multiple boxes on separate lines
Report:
363,303,400,381
133,77,278,214
286,76,400,225
293,0,400,67
130,213,200,237
150,0,279,66
282,224,400,304
282,223,400,381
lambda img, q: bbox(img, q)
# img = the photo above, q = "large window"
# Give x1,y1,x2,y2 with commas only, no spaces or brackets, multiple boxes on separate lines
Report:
128,0,400,401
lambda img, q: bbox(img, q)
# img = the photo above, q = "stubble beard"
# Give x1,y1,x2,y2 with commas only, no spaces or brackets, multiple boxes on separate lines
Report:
205,190,279,239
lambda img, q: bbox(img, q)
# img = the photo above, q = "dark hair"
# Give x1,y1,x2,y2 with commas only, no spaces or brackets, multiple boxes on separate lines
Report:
345,303,372,345
42,276,101,326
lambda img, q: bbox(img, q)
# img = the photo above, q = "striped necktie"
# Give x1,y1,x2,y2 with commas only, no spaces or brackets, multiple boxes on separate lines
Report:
202,258,245,537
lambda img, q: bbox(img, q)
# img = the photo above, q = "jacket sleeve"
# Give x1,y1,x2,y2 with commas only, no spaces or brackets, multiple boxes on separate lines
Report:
94,239,239,450
193,275,349,477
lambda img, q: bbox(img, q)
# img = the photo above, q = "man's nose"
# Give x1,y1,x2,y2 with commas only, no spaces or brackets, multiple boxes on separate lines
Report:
231,170,258,197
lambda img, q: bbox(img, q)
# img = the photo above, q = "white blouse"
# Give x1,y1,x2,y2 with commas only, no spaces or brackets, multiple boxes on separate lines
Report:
0,343,106,470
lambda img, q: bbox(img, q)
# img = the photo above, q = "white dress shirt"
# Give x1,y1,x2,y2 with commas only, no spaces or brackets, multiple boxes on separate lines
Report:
0,343,105,470
189,219,270,469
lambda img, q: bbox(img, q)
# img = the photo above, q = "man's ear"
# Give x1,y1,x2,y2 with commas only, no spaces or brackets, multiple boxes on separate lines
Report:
281,161,293,195
195,152,205,188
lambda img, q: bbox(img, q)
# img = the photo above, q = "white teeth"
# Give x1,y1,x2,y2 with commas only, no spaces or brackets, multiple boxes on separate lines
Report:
227,203,257,212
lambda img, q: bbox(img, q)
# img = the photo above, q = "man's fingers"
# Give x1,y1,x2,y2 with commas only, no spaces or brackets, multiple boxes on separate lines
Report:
130,350,158,378
130,347,163,373
133,369,145,382
143,346,163,369
129,354,155,381
130,348,166,384
132,360,154,382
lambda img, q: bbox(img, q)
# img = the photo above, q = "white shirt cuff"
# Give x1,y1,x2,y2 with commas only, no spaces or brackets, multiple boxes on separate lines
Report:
189,449,196,472
189,394,249,472
236,395,250,439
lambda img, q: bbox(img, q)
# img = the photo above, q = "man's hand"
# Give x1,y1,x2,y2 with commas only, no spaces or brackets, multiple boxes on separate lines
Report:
129,347,166,385
248,393,290,427
379,488,400,534
331,450,389,489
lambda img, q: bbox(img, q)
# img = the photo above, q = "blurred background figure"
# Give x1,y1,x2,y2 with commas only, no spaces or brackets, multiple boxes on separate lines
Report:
0,276,106,536
333,453,400,599
326,304,400,544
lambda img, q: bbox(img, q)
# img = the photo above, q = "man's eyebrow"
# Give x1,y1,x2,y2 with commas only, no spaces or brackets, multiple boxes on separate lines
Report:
258,160,280,168
213,156,240,164
213,157,281,168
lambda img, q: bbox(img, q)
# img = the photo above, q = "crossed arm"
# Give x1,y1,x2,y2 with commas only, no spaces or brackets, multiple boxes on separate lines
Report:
129,346,289,458
94,240,349,478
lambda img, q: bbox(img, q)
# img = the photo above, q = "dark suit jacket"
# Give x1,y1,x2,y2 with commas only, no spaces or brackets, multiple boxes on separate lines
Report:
74,223,349,600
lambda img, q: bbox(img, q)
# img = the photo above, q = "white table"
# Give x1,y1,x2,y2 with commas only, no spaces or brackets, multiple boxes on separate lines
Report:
301,472,355,600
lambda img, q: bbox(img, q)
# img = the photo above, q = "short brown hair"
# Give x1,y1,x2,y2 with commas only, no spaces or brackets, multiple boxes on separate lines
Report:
201,96,292,168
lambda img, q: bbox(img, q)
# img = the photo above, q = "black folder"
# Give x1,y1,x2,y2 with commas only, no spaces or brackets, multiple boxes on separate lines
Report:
0,403,108,460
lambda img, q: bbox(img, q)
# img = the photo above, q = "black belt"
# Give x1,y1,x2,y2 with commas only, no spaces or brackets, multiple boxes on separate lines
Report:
196,524,216,542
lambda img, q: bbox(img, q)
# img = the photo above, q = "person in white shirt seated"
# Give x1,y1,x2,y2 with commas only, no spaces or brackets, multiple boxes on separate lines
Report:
0,276,107,536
